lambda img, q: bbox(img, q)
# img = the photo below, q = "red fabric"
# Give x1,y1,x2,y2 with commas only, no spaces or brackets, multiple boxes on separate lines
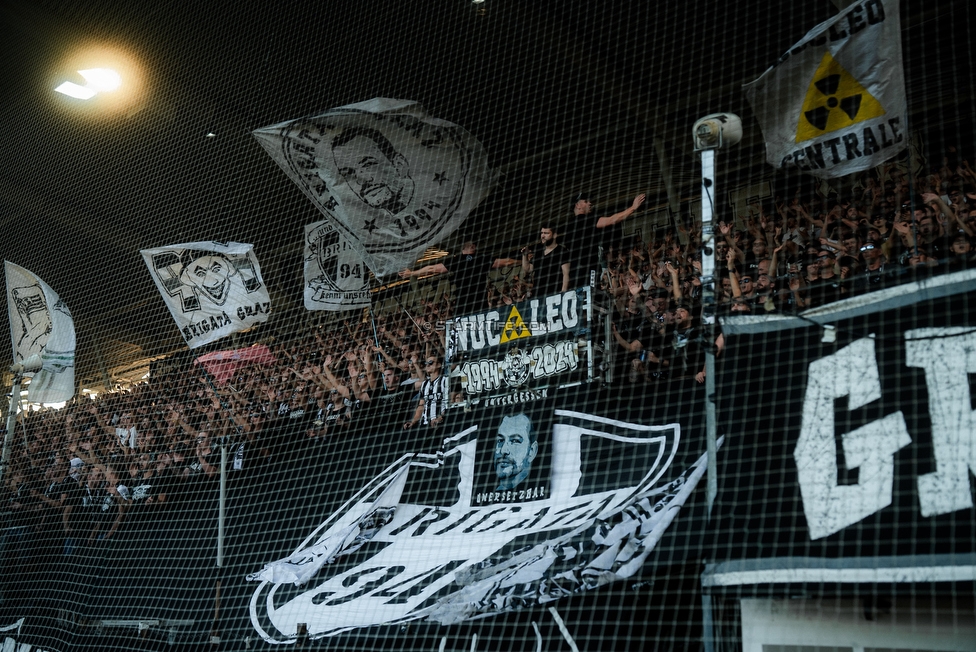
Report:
194,344,276,385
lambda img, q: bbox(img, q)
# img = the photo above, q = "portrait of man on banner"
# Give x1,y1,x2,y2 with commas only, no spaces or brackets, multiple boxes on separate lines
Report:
470,397,553,505
252,98,496,278
331,126,416,218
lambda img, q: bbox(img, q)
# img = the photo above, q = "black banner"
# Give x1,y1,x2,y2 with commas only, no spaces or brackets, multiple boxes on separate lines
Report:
449,288,593,400
707,276,976,592
2,383,711,651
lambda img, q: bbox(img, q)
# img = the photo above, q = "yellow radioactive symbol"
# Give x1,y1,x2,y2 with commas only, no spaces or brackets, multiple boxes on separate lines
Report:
795,51,886,143
499,305,531,344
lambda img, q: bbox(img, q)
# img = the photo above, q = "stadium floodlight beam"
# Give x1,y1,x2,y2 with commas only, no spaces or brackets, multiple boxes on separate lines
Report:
50,45,146,117
54,67,123,100
54,81,98,99
78,68,122,92
692,113,742,518
1,354,43,484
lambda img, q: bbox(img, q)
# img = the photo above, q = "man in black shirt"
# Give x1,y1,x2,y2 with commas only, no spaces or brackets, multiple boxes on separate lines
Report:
522,226,570,298
663,304,704,380
399,241,517,316
562,192,646,286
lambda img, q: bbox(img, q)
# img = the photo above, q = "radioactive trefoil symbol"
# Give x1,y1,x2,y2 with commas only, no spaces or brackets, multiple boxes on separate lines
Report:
499,306,531,344
795,52,885,143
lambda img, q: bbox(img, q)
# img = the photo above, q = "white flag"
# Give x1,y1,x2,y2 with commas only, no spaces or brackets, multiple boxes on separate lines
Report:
5,261,76,403
140,242,271,349
253,98,495,278
744,0,906,178
303,220,371,311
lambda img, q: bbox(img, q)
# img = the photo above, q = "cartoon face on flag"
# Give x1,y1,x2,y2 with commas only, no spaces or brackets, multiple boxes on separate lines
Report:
304,220,371,311
5,261,76,403
140,242,271,348
253,98,496,278
743,0,906,177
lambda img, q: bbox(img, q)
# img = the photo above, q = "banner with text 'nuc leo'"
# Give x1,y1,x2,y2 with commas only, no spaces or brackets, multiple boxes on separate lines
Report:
449,287,592,401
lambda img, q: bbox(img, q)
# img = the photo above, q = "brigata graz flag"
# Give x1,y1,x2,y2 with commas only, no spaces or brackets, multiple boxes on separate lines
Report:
253,98,495,278
744,0,906,177
246,391,714,641
303,219,371,311
140,242,271,349
4,261,76,403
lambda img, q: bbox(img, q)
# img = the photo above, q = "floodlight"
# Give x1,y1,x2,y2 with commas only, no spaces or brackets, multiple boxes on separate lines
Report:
54,81,97,100
78,68,122,92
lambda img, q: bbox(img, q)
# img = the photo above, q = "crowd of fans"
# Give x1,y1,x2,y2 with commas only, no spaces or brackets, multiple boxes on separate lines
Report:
0,305,456,562
2,151,975,562
604,157,976,384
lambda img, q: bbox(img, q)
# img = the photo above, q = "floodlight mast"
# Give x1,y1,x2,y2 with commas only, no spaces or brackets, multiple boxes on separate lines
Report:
692,113,742,517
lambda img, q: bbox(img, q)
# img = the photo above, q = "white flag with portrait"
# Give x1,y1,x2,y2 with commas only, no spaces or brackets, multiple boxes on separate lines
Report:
744,0,906,178
5,261,76,403
303,220,371,311
140,242,271,349
253,98,496,278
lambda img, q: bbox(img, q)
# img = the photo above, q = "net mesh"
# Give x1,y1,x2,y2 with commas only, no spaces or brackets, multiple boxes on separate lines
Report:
0,0,974,650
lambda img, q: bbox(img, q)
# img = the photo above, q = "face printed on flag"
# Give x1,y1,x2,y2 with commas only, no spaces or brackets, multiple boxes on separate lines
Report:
331,127,415,215
744,0,906,177
140,242,271,348
5,261,76,403
253,98,496,278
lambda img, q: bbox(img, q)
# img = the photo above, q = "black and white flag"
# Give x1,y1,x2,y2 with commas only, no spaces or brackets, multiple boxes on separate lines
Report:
5,261,76,403
246,398,715,641
140,242,271,348
253,98,495,278
304,220,371,311
744,0,906,177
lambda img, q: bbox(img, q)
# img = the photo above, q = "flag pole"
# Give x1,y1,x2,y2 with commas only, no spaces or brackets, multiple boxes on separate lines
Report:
391,293,426,338
367,304,383,376
1,355,42,485
196,362,234,645
1,375,23,486
197,364,232,570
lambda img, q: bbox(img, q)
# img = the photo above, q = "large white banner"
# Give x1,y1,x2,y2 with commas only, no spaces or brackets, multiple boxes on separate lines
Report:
140,242,271,349
304,220,371,311
744,0,906,177
5,261,76,403
253,98,495,278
